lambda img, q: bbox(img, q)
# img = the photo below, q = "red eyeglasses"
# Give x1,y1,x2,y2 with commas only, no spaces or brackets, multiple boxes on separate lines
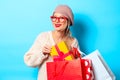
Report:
50,16,68,23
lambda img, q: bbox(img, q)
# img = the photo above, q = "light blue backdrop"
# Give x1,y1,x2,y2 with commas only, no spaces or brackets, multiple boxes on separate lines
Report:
0,0,120,80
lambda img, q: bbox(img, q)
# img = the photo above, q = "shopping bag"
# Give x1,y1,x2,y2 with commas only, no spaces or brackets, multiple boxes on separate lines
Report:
46,59,83,80
82,50,116,80
50,41,74,61
81,59,94,80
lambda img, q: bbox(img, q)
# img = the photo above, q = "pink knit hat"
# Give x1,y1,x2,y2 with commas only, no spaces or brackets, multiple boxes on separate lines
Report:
53,5,74,26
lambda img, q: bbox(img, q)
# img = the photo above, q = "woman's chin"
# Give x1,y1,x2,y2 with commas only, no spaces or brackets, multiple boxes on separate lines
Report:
54,27,61,31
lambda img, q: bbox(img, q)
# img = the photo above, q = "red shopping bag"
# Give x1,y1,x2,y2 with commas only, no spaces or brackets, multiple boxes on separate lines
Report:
47,47,94,80
46,59,83,80
81,59,94,80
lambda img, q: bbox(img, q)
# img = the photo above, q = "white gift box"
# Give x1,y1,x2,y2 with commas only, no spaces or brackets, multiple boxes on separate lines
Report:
83,50,116,80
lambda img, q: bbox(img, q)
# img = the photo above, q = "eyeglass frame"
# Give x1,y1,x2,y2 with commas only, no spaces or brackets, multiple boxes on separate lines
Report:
50,16,68,23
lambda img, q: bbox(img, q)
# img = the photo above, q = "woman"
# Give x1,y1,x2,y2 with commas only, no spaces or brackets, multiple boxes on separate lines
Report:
24,5,85,80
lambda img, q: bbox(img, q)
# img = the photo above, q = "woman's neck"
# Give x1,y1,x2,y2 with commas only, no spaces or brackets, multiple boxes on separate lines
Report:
55,30,65,38
52,30,69,43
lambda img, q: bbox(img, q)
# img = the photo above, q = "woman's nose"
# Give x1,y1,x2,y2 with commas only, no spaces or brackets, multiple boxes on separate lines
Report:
56,18,60,23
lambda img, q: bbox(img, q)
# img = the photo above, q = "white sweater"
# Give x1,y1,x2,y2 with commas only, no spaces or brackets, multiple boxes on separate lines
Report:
24,31,84,80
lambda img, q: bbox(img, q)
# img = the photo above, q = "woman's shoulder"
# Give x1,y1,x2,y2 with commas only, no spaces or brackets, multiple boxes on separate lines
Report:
69,36,78,43
71,37,79,47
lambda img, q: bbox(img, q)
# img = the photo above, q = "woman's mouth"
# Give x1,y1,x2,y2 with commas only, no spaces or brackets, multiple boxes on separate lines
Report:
55,24,62,28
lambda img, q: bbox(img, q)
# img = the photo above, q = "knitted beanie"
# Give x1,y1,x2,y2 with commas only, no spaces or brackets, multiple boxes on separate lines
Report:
54,5,74,26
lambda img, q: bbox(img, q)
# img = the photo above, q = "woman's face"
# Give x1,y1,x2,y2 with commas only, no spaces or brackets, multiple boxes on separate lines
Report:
51,13,68,32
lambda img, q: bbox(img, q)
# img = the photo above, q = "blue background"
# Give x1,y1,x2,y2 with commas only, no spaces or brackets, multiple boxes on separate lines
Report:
0,0,120,80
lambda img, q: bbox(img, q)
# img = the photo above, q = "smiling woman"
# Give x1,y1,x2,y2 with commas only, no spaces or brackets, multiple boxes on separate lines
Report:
23,4,85,80
0,0,119,80
50,13,69,38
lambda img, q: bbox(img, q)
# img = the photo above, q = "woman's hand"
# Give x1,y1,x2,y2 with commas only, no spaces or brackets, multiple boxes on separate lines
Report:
72,47,81,58
42,44,52,55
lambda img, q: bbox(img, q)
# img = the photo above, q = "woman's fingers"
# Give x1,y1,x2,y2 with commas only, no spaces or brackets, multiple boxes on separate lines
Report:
44,45,51,49
42,45,52,55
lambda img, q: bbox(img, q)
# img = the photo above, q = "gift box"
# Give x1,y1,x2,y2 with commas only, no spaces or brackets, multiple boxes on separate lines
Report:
46,59,83,80
50,41,74,61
